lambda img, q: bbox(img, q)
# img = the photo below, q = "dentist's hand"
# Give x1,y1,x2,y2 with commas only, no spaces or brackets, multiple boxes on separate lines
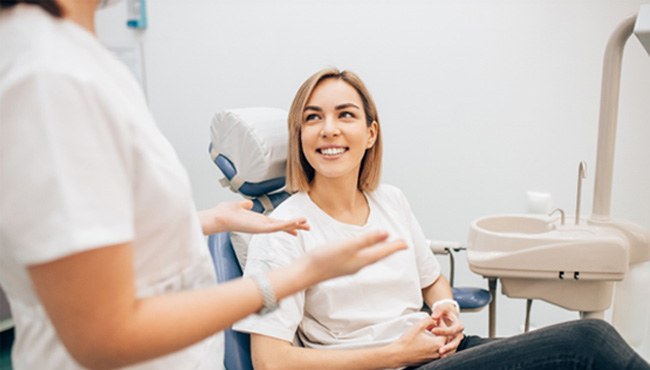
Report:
199,200,310,236
430,304,465,357
306,231,407,281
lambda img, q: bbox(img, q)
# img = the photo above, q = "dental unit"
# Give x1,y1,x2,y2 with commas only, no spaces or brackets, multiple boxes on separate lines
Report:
466,5,650,356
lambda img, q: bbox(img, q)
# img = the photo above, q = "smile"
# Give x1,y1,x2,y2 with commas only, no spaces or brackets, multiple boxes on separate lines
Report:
317,147,348,156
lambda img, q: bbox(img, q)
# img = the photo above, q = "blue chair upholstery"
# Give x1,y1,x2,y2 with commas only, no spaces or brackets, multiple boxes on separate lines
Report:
207,233,253,370
453,287,492,311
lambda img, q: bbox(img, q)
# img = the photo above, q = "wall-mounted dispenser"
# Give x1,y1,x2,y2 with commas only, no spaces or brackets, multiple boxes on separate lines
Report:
127,0,147,29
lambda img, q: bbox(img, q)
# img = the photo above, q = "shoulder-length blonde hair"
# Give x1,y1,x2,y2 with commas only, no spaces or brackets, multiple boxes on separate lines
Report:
286,68,382,193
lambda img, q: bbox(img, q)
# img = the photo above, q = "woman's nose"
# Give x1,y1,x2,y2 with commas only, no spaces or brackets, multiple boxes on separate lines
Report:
320,116,340,137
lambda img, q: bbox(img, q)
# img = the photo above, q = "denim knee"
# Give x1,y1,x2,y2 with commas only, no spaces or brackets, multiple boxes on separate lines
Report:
573,319,618,341
564,319,624,356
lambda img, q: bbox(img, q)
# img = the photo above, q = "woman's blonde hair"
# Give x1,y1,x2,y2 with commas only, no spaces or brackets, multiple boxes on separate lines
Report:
286,68,382,192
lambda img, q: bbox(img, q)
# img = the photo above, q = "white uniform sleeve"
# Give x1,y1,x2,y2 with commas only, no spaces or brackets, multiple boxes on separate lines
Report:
0,71,134,265
395,188,440,288
232,231,307,342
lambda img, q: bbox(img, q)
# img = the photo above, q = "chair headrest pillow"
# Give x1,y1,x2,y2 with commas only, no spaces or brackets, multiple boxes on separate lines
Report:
209,107,288,192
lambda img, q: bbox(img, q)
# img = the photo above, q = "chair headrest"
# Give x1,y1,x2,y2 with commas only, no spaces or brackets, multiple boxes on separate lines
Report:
209,107,291,213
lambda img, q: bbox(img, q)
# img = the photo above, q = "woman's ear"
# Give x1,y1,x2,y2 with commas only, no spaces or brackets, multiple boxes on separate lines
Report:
366,121,378,148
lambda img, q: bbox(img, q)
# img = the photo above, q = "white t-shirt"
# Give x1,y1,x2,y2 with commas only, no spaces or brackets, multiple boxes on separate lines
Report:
234,184,439,349
0,5,219,369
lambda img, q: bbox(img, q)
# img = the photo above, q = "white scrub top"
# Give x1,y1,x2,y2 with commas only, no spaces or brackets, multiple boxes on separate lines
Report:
0,5,220,369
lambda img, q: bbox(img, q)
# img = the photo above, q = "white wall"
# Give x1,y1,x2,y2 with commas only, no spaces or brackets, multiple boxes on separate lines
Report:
98,0,650,341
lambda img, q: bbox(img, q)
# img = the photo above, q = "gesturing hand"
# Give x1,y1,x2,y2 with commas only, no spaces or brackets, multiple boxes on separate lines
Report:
307,231,407,281
199,200,310,236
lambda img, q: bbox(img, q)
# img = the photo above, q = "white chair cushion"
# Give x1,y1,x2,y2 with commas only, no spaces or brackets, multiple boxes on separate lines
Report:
209,107,288,183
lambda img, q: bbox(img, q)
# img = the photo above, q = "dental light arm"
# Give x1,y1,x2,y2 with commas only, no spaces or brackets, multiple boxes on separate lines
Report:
591,4,650,221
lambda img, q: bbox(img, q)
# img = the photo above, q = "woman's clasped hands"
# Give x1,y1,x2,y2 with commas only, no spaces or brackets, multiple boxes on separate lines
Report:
390,304,465,368
430,303,465,358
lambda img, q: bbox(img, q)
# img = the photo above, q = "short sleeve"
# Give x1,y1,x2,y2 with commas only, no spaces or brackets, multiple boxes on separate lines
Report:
395,188,440,287
232,231,306,342
0,72,134,265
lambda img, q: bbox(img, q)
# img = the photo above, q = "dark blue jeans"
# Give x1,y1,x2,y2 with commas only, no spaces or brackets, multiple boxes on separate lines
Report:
411,319,650,370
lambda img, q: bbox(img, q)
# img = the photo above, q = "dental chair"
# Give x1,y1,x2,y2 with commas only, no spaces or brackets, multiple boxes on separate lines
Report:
207,108,288,370
207,108,491,370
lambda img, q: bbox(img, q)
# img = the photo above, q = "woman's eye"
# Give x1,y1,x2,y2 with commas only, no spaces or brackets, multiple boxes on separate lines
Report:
340,111,355,119
304,113,320,122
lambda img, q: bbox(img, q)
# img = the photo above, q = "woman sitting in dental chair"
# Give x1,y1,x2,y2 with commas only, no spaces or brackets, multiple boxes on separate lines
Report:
233,68,650,370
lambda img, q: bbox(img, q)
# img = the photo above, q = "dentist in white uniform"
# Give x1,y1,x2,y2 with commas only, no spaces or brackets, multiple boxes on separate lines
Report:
0,0,406,368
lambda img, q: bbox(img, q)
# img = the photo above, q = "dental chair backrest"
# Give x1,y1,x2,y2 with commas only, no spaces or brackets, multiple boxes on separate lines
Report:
208,107,293,370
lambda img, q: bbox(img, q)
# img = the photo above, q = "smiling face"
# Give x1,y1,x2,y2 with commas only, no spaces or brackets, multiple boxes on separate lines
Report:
300,78,378,188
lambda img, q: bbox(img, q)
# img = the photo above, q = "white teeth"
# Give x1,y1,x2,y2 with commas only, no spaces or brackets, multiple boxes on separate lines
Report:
320,147,345,156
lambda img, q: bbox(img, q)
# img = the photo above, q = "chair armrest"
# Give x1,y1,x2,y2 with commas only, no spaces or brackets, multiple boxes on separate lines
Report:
426,239,465,287
427,239,463,255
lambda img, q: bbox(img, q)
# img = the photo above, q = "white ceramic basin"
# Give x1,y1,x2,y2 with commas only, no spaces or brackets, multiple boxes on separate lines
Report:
468,214,628,279
467,214,631,311
474,215,552,234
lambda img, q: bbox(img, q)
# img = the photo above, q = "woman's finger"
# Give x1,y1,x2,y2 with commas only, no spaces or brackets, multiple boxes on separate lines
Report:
439,334,463,357
430,320,463,336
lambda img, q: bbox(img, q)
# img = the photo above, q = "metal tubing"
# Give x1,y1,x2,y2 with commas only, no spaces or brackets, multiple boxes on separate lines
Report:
575,161,587,224
488,278,497,338
524,299,533,332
